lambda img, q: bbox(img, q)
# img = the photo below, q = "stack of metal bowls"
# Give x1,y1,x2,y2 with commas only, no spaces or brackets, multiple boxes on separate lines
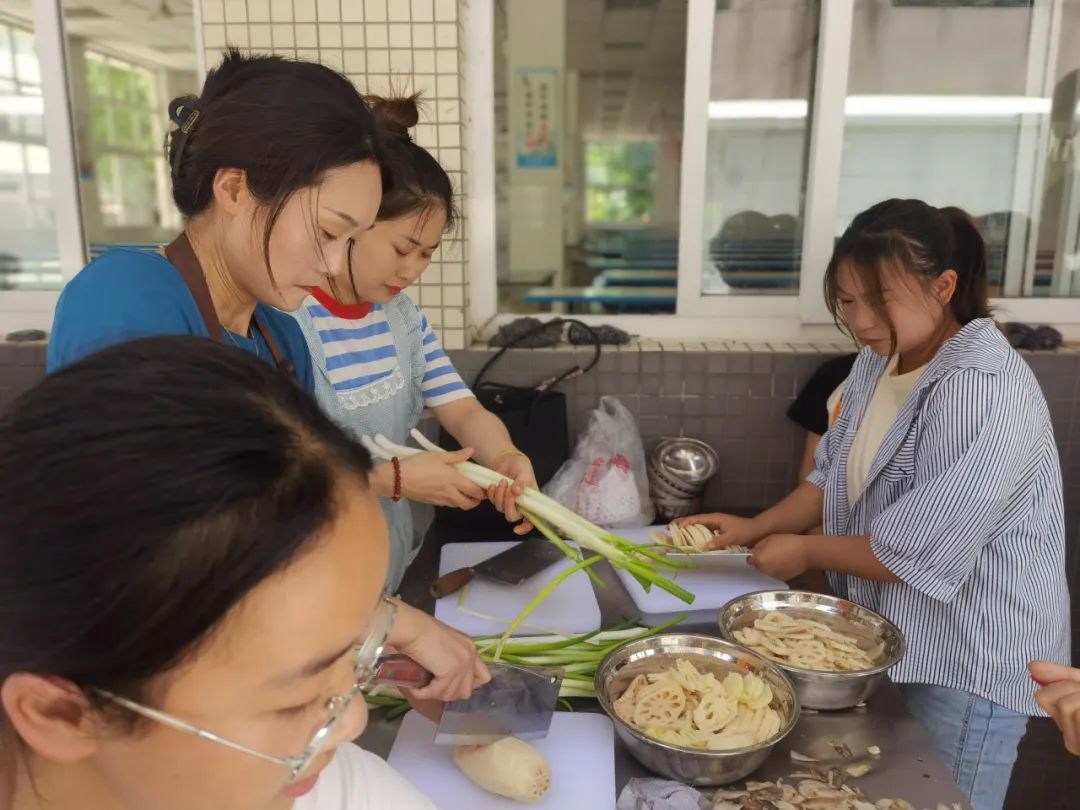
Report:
647,437,719,519
718,590,906,710
595,634,799,786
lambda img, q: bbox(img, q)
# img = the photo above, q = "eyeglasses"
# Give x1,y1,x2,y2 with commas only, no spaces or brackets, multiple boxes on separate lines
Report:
95,595,399,784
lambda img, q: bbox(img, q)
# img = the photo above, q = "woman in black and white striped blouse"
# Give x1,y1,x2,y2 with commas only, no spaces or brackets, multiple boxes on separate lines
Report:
680,200,1070,810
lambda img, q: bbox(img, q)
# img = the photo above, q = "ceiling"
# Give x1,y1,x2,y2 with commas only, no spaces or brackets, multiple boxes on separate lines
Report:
496,0,687,139
1,0,197,72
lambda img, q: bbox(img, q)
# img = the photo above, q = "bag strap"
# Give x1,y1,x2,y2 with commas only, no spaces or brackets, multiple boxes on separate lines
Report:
164,232,296,380
474,318,601,390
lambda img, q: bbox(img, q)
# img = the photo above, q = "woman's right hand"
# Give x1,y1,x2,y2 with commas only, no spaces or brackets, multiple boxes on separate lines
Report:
672,513,766,549
1031,661,1080,755
398,449,487,510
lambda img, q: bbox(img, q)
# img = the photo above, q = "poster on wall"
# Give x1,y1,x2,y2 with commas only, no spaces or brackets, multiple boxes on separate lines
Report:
515,67,558,168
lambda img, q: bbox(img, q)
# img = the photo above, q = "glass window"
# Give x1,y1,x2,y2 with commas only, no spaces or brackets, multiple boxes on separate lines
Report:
839,0,1080,299
0,19,61,292
701,1,820,298
494,0,686,314
62,2,198,257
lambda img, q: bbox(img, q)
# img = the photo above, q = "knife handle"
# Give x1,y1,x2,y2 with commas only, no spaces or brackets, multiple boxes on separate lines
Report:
375,654,434,689
429,567,475,599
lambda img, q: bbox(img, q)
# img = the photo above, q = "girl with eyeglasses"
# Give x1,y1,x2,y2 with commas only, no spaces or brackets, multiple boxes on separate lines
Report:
0,337,446,810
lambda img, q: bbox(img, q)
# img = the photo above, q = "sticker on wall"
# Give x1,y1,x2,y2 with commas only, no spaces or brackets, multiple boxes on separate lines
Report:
515,67,558,168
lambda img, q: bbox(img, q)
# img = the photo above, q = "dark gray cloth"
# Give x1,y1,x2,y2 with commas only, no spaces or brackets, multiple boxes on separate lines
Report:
616,779,711,810
488,317,564,348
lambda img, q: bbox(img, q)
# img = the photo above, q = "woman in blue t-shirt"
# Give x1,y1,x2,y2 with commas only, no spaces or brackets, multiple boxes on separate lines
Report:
46,50,489,706
47,48,386,393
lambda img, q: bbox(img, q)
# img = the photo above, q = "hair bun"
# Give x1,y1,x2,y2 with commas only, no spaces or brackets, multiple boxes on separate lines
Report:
367,94,421,140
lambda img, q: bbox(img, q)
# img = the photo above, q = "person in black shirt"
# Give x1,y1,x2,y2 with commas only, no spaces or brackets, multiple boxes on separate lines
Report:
787,354,858,481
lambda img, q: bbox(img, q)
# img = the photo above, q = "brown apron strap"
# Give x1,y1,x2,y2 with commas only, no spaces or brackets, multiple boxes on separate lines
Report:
164,232,223,343
163,232,297,381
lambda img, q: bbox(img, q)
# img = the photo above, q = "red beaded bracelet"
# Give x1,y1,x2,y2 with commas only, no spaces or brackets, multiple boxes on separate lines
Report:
390,456,402,502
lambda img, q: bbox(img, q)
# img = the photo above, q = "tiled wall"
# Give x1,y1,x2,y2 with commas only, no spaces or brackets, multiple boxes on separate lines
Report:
199,0,470,349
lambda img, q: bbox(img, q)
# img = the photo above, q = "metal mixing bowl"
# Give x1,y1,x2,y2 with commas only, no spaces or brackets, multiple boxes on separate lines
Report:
595,634,799,786
655,438,719,486
718,590,905,711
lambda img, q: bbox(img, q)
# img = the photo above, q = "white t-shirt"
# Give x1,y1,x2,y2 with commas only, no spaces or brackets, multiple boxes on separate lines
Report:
846,355,927,507
295,744,436,810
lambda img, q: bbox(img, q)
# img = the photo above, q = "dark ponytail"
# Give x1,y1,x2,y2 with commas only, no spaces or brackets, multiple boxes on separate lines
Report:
824,199,991,348
165,48,385,281
939,206,991,324
0,337,374,735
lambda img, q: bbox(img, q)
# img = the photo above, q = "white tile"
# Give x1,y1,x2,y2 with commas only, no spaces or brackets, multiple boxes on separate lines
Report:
443,285,463,307
294,0,317,22
442,263,463,283
342,0,364,21
425,307,442,327
317,0,342,21
201,0,225,24
247,0,271,21
433,0,455,21
203,24,227,48
366,49,390,72
366,74,392,95
319,49,344,70
435,48,457,73
342,23,365,46
225,23,249,45
365,23,388,47
438,147,460,170
296,48,320,61
437,123,459,147
434,22,456,47
388,23,411,47
223,0,247,23
271,23,294,46
318,22,342,46
412,49,435,73
364,0,388,22
412,73,436,96
422,265,442,283
389,49,412,72
435,74,458,99
423,287,443,306
444,307,465,326
414,123,437,148
387,0,412,22
343,49,367,73
270,0,292,20
295,23,318,47
410,0,434,21
249,23,272,46
412,22,434,47
436,98,459,122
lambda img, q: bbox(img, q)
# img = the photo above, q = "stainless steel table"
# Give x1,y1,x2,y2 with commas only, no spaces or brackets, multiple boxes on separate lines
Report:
359,525,971,809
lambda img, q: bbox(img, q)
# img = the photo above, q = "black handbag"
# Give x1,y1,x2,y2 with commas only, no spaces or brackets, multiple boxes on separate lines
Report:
435,319,601,535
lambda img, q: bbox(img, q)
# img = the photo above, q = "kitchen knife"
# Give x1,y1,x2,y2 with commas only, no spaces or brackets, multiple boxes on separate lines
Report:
434,663,564,745
429,539,568,599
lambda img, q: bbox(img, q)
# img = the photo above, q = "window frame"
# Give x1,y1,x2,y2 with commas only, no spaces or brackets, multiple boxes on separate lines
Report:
464,0,1080,342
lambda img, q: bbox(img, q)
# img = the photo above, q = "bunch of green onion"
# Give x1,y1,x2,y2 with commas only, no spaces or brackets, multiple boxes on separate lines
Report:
366,616,687,718
362,430,696,611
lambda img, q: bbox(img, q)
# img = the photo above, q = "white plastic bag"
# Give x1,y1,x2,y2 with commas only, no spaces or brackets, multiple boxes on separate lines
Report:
544,396,655,528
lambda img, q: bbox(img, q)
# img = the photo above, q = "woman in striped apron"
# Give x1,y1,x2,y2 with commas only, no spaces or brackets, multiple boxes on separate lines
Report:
291,96,537,592
681,199,1070,810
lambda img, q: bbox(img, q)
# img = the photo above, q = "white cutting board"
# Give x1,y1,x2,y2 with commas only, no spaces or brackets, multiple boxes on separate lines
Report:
387,711,616,810
616,525,787,625
434,542,602,637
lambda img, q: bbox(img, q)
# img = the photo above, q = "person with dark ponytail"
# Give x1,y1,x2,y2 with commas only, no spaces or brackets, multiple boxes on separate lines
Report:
679,199,1069,810
290,95,537,590
45,52,489,709
1,337,443,809
47,48,387,390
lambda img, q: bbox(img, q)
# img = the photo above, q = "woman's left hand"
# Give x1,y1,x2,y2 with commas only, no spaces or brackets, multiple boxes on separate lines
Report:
749,534,811,581
387,600,491,702
487,452,537,535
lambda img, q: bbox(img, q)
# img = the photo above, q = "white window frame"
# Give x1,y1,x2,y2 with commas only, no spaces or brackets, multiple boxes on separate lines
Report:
0,0,204,333
464,0,1080,342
